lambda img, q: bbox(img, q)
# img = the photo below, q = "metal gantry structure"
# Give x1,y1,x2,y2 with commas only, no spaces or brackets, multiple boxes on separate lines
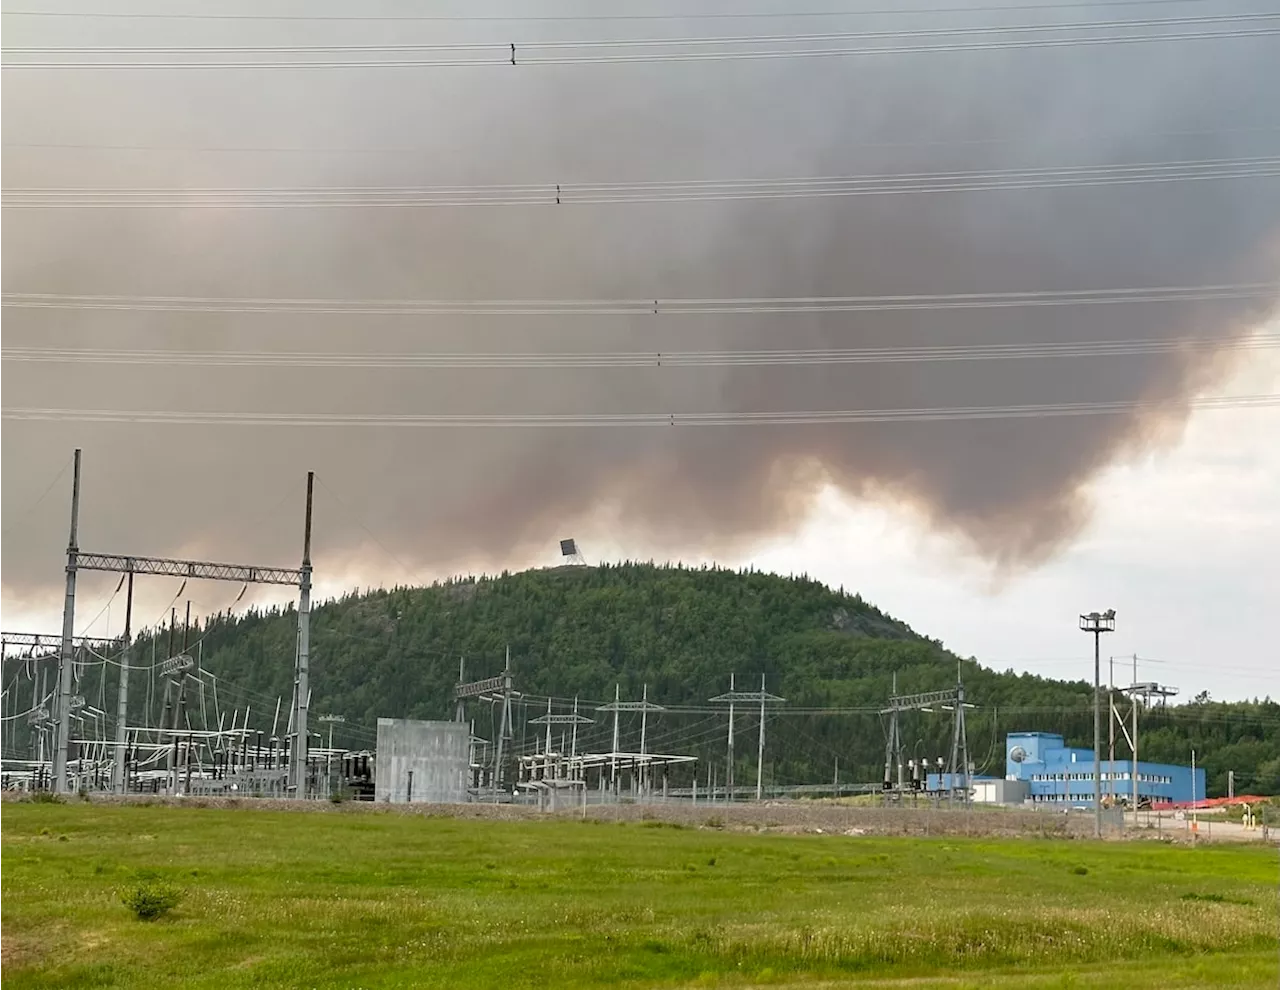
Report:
710,673,785,801
454,676,700,807
881,666,973,807
454,647,516,797
1,632,117,781
1106,655,1178,814
41,449,318,796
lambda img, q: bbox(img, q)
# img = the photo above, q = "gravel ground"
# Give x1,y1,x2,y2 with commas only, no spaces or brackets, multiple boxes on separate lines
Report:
4,792,1099,838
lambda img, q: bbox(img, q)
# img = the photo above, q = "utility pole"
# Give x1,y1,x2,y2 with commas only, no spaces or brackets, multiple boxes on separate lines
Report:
946,663,972,809
884,671,904,800
755,674,769,801
54,448,82,794
608,683,620,789
292,471,314,797
725,674,735,801
1182,747,1192,840
1131,654,1139,818
1079,609,1115,838
1107,655,1116,806
492,647,513,800
111,569,134,793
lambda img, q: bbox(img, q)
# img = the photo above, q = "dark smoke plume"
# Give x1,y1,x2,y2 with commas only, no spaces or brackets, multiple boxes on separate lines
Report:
3,4,1279,611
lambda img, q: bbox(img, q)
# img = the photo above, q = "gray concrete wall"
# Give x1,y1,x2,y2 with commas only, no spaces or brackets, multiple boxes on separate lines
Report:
974,778,1031,805
375,719,469,804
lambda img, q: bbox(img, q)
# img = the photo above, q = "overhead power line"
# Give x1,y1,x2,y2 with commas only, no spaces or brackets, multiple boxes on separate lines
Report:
4,394,1277,429
5,24,1278,68
6,125,1278,156
6,157,1278,208
4,282,1274,316
0,0,1237,22
6,335,1279,370
9,12,1278,53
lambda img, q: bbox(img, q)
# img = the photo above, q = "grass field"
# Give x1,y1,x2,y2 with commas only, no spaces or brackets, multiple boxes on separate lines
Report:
2,801,1277,989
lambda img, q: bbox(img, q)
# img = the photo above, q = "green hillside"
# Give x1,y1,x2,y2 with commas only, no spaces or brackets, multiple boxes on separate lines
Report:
81,564,1280,796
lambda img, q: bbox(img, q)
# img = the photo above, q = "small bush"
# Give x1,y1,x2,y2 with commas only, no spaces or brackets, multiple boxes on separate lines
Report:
1182,891,1253,905
702,815,725,830
121,876,183,921
29,791,64,805
707,856,717,867
329,789,346,804
1069,865,1089,876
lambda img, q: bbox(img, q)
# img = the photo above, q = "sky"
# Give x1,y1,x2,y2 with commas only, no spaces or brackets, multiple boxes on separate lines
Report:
2,1,1279,703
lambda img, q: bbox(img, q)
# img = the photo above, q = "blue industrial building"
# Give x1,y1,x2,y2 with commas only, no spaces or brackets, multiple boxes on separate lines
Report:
1004,731,1203,808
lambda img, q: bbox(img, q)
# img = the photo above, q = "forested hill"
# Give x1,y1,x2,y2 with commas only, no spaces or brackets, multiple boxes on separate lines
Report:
135,563,1276,797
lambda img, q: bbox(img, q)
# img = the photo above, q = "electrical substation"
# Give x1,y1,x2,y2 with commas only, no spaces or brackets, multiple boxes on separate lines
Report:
0,449,1205,813
0,449,366,801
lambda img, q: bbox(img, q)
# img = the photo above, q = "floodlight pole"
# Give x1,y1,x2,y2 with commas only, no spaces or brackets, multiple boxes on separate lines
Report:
54,449,82,794
1079,609,1115,839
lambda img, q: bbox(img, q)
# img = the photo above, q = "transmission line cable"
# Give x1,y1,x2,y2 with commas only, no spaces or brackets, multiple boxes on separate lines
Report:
0,454,72,541
6,23,1279,68
0,0,1242,22
7,157,1276,207
4,394,1276,429
4,282,1273,315
7,124,1278,155
10,12,1279,53
7,335,1279,370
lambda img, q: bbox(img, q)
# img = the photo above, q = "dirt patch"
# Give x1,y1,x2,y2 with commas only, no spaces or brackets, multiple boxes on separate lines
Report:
1,929,52,970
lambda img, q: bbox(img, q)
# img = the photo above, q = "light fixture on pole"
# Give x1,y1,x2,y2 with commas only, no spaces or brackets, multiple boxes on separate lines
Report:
1079,609,1115,839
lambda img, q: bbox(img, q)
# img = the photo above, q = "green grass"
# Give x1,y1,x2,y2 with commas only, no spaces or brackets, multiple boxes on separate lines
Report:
2,803,1277,989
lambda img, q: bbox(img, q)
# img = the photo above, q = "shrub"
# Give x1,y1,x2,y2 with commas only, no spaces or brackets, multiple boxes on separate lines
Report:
1070,865,1089,876
29,791,64,805
329,789,346,804
121,876,183,921
702,815,724,829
